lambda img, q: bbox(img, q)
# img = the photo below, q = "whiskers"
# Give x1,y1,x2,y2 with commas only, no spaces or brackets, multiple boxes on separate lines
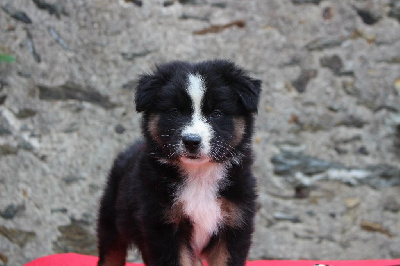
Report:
158,129,175,140
147,128,245,167
163,143,180,159
211,138,244,166
147,128,182,160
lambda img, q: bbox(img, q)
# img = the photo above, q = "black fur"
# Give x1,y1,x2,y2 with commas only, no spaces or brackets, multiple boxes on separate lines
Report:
97,60,261,266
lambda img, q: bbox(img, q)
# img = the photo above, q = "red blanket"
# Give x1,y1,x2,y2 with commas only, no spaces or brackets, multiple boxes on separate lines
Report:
25,253,400,266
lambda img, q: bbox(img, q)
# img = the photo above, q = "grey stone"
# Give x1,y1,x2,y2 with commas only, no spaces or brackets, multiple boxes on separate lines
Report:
163,1,174,7
122,80,138,91
342,80,359,96
125,0,143,7
0,252,8,265
274,140,306,153
62,123,79,133
52,219,97,255
0,204,24,219
0,113,12,135
115,124,126,134
322,6,334,20
0,95,6,105
121,50,155,61
2,4,32,24
211,2,227,8
180,13,210,21
271,152,400,188
274,212,302,223
389,0,400,22
355,8,381,25
383,196,400,212
17,71,31,78
0,226,35,247
63,176,86,184
395,124,400,155
358,146,369,155
178,0,207,5
383,56,400,64
336,115,367,128
364,165,400,188
291,69,317,93
320,55,343,74
38,82,116,109
15,108,37,119
0,81,6,92
0,144,18,156
271,152,337,176
334,135,362,144
48,27,72,51
51,208,68,214
305,37,345,51
0,126,12,136
25,29,41,63
32,0,69,19
294,185,310,198
292,0,321,4
390,242,400,257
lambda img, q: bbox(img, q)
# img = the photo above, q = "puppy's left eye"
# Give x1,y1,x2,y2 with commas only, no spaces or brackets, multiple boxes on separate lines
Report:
169,108,181,118
210,110,222,119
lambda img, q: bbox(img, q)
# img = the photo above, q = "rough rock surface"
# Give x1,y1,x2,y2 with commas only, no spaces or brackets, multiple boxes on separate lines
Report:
0,0,399,265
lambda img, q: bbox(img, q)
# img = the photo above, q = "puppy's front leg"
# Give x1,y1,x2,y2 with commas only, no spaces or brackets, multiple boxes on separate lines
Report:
98,234,128,266
205,238,230,266
139,224,194,266
206,226,253,266
224,227,254,266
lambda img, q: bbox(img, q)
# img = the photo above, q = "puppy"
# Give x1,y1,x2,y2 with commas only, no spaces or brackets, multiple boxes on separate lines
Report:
97,60,261,266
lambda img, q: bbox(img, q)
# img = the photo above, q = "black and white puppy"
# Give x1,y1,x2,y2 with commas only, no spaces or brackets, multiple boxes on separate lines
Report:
97,60,261,266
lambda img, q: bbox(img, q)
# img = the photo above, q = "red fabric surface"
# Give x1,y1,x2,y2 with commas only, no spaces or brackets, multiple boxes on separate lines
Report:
25,253,400,266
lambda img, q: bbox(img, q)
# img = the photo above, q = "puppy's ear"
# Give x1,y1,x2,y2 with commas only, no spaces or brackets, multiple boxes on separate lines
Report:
215,60,262,113
235,76,262,113
135,74,160,113
135,61,188,112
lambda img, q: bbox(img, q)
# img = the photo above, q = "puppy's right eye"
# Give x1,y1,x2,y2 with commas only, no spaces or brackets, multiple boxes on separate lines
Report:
169,108,181,117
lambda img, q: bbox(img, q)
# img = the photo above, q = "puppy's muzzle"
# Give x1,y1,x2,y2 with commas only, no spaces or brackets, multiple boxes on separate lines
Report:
182,134,202,153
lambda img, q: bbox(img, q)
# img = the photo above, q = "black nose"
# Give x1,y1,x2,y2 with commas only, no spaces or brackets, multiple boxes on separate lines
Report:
182,134,202,152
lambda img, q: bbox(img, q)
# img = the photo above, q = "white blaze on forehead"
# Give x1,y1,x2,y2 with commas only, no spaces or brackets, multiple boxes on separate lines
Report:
187,74,205,113
182,74,213,155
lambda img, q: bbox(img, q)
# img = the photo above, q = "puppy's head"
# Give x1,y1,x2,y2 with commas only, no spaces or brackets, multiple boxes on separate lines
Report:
135,60,261,166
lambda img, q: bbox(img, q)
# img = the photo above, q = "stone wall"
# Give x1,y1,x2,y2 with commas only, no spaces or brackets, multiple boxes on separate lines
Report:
0,0,399,265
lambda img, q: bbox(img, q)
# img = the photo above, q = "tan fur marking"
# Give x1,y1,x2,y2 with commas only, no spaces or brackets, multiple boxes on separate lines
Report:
220,198,244,228
179,245,193,266
165,201,185,226
148,114,160,141
232,117,245,146
206,239,229,266
179,245,203,266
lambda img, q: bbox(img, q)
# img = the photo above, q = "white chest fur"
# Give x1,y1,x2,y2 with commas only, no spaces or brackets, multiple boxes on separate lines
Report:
177,163,226,254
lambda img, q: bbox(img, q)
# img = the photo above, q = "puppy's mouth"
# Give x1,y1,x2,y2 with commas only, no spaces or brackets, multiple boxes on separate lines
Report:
179,154,210,165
